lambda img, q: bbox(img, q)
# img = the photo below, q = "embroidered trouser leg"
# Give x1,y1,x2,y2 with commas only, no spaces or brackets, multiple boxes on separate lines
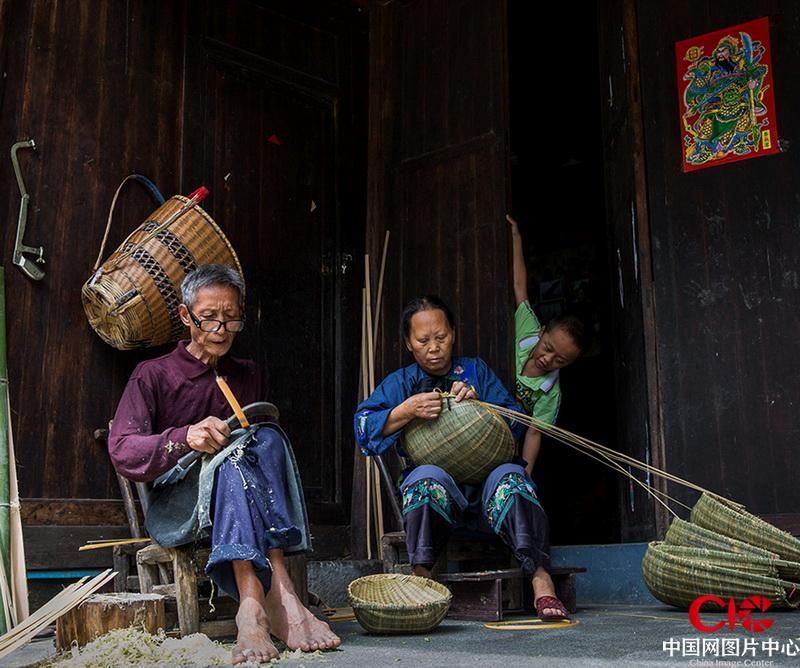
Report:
400,465,466,569
482,463,551,576
206,427,302,600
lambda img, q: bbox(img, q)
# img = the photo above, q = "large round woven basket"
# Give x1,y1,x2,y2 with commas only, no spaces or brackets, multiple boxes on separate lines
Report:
642,541,800,610
402,399,514,484
82,196,242,350
690,493,800,563
348,574,452,634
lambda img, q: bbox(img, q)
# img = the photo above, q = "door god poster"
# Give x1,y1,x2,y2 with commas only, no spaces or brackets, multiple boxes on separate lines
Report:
676,17,779,172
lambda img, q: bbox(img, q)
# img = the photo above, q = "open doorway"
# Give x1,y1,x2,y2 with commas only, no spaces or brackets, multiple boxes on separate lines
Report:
508,2,619,544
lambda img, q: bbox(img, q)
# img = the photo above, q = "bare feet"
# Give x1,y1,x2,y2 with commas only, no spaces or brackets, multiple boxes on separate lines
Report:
532,567,566,618
232,597,280,664
265,570,341,652
412,564,432,578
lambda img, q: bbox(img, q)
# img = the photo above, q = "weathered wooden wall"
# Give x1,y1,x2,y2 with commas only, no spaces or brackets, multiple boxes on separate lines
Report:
602,0,800,530
0,1,187,501
0,1,367,531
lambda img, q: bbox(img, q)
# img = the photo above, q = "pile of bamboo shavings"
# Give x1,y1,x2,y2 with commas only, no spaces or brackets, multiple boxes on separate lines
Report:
48,627,327,667
0,569,115,660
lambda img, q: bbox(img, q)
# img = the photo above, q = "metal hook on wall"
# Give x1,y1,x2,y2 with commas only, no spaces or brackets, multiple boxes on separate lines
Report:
11,139,44,281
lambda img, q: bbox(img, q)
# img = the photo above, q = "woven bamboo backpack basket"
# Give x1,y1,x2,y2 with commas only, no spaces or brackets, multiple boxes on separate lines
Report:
402,398,515,485
82,182,242,350
348,574,452,634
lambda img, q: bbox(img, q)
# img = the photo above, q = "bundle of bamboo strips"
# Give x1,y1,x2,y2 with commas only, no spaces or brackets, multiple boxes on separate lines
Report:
0,569,116,660
473,399,724,514
360,233,390,558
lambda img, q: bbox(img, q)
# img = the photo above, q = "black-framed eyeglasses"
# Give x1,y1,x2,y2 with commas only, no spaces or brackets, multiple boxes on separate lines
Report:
186,306,245,333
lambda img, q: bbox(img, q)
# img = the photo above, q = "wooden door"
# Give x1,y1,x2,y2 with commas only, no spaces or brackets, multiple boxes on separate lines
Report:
183,0,367,524
356,0,512,552
367,0,512,378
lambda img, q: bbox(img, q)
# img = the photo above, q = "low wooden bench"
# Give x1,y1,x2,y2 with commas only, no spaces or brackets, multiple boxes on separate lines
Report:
381,531,585,621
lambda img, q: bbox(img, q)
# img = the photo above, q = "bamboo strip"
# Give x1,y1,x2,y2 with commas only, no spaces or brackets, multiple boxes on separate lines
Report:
0,550,13,629
479,401,720,499
0,269,9,635
372,459,384,540
371,234,389,543
372,231,390,344
364,255,375,393
6,393,27,623
0,570,115,658
79,538,151,551
364,254,385,549
361,289,372,560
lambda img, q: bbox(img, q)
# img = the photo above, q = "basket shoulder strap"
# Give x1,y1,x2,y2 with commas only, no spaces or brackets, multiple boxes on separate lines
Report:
93,174,165,271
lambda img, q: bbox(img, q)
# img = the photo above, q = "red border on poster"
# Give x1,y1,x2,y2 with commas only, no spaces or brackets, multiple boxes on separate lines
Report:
675,17,779,172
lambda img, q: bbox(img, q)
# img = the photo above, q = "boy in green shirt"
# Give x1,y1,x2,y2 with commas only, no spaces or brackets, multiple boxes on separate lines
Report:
507,215,590,475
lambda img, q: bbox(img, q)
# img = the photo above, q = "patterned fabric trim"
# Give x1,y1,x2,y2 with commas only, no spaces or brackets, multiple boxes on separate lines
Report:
402,478,453,524
486,472,541,533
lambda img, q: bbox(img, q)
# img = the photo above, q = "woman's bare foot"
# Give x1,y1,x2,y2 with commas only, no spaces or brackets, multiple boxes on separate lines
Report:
412,564,432,578
264,570,341,652
532,567,566,618
232,597,280,664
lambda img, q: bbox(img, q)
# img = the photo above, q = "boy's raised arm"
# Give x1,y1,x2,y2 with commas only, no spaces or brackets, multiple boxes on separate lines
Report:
507,214,529,306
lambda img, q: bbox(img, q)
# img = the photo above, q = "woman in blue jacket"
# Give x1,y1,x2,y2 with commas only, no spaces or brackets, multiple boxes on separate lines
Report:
354,295,569,620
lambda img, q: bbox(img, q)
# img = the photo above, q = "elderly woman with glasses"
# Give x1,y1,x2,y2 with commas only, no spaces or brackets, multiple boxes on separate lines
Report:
109,264,340,664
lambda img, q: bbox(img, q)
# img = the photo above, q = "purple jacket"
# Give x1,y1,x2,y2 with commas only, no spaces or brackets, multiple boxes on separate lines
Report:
108,341,265,482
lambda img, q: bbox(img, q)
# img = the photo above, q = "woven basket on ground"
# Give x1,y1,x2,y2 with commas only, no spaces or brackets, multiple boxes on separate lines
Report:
642,542,800,610
348,574,452,634
690,493,800,563
665,517,777,559
82,196,242,350
402,398,514,484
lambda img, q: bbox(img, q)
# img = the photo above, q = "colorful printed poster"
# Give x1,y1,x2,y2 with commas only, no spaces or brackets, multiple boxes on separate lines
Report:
676,17,779,172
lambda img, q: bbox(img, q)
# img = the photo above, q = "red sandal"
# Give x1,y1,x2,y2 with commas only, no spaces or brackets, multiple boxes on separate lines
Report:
535,595,570,621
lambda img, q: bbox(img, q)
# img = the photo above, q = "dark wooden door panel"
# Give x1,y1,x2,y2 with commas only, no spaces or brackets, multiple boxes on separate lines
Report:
184,1,367,523
369,0,512,378
0,1,365,522
359,0,511,553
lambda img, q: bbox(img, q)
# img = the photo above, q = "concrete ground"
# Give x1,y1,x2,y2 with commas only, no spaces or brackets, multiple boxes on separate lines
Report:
4,605,800,667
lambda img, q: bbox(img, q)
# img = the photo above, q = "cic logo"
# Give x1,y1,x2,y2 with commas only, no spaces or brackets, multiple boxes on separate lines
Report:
688,595,774,633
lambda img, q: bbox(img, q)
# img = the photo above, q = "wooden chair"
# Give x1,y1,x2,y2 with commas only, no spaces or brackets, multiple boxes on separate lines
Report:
100,402,308,638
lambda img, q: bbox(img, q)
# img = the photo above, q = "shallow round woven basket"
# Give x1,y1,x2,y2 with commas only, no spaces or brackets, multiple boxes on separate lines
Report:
82,196,242,350
690,493,800,563
642,541,800,610
402,399,514,484
348,574,452,634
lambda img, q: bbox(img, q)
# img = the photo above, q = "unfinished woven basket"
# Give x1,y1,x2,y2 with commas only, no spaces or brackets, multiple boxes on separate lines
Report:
402,398,514,484
642,542,800,610
348,574,452,634
690,493,800,563
82,196,242,350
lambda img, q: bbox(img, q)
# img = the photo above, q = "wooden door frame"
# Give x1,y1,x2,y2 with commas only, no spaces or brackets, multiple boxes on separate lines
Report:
599,0,668,539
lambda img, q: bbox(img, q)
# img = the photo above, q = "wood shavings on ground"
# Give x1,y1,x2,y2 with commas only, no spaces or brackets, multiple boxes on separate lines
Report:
46,627,328,667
